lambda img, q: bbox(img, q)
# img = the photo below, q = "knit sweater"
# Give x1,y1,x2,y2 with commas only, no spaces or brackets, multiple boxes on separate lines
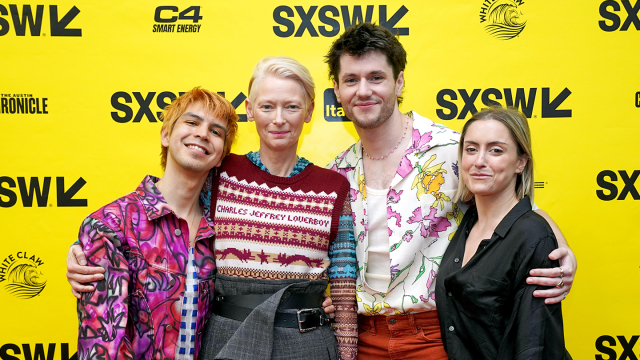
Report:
211,154,358,359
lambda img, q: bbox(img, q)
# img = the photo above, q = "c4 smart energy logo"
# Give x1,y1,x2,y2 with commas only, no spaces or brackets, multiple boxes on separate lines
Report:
0,4,81,37
153,6,202,33
0,252,46,299
479,0,526,40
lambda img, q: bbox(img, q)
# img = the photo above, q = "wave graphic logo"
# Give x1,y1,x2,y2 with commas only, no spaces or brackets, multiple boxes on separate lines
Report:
0,252,46,299
479,0,527,40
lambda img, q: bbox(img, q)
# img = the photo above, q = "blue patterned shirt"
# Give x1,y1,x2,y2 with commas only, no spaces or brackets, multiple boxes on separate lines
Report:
245,150,311,177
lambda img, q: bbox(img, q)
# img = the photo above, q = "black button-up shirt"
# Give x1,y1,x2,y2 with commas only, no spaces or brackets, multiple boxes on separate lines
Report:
436,196,566,360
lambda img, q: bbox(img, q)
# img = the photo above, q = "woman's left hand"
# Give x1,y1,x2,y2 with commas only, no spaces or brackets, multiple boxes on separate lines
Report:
526,246,576,304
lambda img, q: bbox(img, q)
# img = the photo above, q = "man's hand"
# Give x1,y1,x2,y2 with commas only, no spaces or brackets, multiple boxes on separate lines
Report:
527,247,576,304
66,244,105,299
322,292,335,317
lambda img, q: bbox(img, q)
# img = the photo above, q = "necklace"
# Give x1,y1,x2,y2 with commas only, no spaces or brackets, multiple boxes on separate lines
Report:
363,115,409,161
187,204,202,247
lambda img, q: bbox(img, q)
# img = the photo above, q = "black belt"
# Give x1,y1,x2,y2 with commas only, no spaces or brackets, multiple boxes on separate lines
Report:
213,293,333,333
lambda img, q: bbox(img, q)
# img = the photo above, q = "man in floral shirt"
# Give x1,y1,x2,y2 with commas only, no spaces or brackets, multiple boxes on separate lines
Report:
325,23,577,359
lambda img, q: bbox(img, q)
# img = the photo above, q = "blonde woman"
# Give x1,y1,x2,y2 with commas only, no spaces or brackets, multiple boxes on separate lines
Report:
436,107,570,360
197,56,357,360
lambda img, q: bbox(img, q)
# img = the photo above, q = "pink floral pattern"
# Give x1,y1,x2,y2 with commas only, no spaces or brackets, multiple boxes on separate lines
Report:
327,112,463,316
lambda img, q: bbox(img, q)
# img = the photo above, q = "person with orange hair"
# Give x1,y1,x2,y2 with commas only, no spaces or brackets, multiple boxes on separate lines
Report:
75,87,238,360
70,59,351,359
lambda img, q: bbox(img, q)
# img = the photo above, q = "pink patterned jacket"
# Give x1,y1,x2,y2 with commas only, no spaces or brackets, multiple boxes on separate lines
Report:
77,175,216,360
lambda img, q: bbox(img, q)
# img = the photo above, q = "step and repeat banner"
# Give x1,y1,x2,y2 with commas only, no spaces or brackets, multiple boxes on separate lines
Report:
1,1,638,359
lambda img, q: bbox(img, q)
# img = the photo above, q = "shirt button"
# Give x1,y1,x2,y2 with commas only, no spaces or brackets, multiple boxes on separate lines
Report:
165,324,173,331
448,292,452,297
449,326,455,332
169,278,176,286
454,258,460,263
389,319,396,325
174,229,182,236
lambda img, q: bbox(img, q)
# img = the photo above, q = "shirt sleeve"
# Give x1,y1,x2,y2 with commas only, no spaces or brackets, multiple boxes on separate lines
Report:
76,216,134,360
497,234,565,360
328,198,358,360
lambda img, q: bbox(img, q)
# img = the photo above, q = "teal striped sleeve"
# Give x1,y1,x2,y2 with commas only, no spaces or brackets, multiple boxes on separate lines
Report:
328,198,358,360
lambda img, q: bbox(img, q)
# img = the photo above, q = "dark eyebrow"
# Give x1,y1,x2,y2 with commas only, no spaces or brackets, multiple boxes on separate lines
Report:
340,70,386,81
181,112,227,135
368,70,386,76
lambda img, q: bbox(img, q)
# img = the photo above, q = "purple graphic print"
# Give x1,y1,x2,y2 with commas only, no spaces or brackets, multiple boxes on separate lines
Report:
76,176,216,360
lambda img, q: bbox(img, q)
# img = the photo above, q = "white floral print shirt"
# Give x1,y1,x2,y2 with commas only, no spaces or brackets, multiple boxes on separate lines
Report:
327,111,464,316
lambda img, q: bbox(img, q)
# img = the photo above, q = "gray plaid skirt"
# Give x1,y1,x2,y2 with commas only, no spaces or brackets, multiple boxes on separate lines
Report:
198,274,338,360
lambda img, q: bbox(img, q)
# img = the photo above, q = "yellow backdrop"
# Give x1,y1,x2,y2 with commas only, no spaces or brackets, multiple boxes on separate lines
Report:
1,1,639,359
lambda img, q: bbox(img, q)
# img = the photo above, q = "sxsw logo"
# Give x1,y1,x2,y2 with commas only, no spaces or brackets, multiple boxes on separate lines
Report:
0,176,87,207
0,5,81,36
599,0,640,31
273,5,408,37
111,91,248,123
435,87,572,120
0,343,76,360
323,89,349,122
596,170,639,201
596,335,640,359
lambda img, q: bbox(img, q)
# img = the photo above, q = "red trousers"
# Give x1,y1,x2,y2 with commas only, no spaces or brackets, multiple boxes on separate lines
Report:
357,311,448,360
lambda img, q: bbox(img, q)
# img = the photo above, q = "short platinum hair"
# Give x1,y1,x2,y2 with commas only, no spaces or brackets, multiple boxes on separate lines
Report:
247,56,315,113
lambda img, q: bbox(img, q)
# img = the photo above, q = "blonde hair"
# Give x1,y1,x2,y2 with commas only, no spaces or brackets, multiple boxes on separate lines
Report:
454,106,534,203
159,87,239,170
247,56,315,113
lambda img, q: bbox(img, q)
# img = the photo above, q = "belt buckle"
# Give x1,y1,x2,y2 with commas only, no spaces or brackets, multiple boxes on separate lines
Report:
297,308,319,333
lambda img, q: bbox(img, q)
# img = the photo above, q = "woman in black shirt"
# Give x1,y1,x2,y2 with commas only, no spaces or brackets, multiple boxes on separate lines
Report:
436,107,569,360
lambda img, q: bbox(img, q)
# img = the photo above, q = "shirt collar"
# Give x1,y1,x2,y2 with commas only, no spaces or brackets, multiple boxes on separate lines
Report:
493,196,532,238
136,175,172,220
333,111,460,170
136,174,214,230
